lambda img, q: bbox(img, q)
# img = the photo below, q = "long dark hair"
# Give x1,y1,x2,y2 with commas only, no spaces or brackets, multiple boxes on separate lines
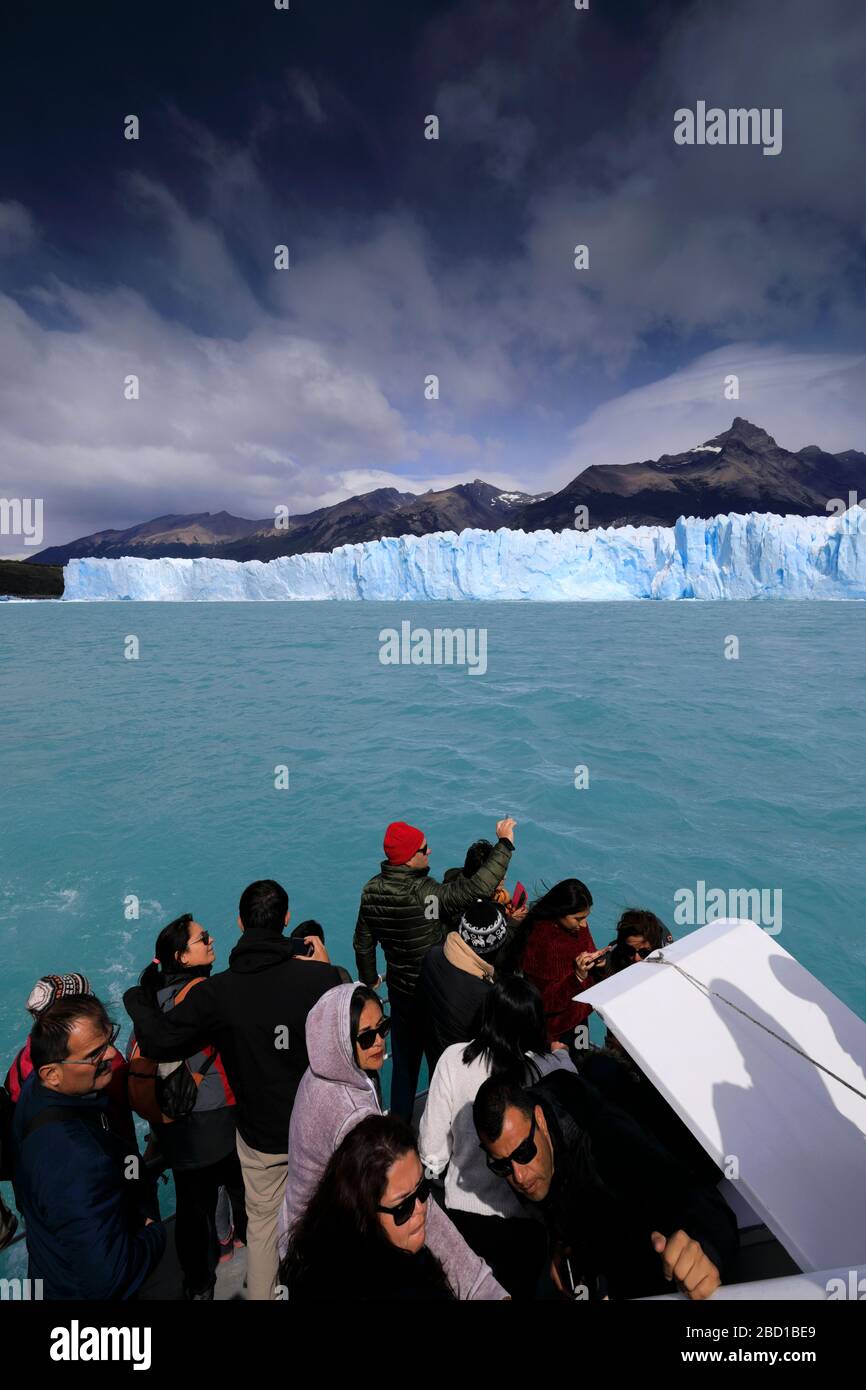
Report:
349,984,382,1052
139,913,194,996
462,976,551,1083
349,984,384,1103
499,877,593,974
280,1115,452,1297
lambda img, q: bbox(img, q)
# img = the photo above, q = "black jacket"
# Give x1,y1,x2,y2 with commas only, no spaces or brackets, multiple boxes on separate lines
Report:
575,1050,724,1188
124,932,342,1154
528,1070,738,1300
415,942,491,1067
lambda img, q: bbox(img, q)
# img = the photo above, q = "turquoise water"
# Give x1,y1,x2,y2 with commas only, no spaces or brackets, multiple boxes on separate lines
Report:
2,600,865,1265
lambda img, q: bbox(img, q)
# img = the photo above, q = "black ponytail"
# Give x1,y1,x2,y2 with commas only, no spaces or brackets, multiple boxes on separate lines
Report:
139,913,194,998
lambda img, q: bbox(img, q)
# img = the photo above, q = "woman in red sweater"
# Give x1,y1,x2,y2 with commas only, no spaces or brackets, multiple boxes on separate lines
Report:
514,879,608,1052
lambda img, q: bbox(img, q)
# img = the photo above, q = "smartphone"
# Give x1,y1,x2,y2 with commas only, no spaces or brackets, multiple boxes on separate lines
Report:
511,881,527,911
587,944,614,974
287,936,314,958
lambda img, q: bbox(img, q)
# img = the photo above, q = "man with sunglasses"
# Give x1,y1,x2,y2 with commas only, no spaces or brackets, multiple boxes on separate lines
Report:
354,817,517,1119
11,995,167,1300
474,1070,738,1301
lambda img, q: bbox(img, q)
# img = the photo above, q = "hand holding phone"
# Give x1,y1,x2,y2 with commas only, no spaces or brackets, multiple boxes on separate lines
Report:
511,881,527,911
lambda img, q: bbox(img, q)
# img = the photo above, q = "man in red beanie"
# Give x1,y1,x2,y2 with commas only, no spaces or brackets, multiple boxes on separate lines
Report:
354,817,516,1119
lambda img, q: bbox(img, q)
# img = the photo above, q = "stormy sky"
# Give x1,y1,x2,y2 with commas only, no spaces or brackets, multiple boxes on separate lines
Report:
1,0,865,550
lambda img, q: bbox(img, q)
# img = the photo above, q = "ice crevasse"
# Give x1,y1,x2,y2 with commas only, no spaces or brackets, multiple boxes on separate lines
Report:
63,509,866,601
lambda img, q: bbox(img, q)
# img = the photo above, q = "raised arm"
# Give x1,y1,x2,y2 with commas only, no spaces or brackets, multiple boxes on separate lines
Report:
433,819,515,917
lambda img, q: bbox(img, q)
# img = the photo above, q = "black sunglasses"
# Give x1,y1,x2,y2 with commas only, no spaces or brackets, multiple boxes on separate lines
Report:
485,1110,538,1177
356,1017,391,1050
188,929,211,946
377,1176,431,1226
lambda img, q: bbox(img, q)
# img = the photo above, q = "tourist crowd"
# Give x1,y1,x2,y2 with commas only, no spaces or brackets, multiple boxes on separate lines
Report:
0,817,737,1301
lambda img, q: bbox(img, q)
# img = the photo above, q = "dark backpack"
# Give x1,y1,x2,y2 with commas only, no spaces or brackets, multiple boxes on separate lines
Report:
0,1084,15,1182
126,976,217,1126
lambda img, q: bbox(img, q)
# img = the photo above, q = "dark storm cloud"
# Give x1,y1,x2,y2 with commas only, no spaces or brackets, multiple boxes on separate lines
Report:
0,0,864,549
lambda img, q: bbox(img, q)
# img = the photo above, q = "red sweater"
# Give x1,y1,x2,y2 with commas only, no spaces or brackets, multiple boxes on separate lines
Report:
520,918,597,1043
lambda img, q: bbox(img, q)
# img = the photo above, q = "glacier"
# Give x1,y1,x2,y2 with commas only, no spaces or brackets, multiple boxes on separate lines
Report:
62,509,866,601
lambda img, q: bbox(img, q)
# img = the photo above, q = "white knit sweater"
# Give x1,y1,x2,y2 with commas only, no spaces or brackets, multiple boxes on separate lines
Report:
418,1046,575,1218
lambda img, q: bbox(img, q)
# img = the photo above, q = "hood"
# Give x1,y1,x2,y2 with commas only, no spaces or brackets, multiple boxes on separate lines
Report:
228,930,299,974
442,866,463,884
305,982,372,1091
443,930,494,980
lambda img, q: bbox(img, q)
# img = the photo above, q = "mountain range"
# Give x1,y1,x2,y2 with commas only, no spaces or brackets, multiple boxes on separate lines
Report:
28,418,866,567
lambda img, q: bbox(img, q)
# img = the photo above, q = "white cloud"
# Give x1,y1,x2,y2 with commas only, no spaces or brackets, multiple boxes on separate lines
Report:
549,344,866,484
0,272,505,545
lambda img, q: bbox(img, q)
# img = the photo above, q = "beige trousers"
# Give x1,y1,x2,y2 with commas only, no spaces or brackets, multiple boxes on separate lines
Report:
236,1131,288,1301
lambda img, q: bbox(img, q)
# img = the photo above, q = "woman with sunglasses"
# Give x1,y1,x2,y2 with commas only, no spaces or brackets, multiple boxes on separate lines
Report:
280,1114,507,1300
277,981,390,1257
134,913,247,1300
607,908,673,976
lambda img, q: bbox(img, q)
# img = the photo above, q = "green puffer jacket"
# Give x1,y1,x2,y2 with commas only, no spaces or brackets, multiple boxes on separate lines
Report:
353,838,514,998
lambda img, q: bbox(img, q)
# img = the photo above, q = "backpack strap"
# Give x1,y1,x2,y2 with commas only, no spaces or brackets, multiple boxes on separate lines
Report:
23,1106,110,1142
171,978,218,1083
193,1051,217,1080
172,975,207,1007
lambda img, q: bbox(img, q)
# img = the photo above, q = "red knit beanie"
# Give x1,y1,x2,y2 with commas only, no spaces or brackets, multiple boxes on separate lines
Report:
384,821,426,864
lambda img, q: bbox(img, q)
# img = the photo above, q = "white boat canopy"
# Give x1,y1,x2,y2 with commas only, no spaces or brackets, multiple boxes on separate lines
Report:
580,918,866,1273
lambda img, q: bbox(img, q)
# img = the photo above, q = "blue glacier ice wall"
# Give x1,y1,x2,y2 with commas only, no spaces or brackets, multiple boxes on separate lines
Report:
63,509,866,601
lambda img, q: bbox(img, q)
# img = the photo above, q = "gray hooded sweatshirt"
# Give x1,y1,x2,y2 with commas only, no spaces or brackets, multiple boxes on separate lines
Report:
277,982,506,1300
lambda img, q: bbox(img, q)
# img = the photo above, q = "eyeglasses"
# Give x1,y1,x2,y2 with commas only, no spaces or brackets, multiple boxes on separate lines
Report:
377,1176,431,1226
188,930,211,946
56,1022,121,1071
485,1111,538,1177
355,1017,391,1051
419,844,429,855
